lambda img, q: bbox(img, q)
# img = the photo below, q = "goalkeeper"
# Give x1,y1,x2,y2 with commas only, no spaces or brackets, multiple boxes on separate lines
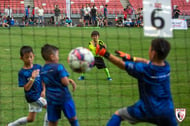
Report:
96,38,177,126
78,30,112,81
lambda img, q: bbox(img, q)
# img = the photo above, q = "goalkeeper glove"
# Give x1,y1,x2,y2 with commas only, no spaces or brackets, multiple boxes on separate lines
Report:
115,50,135,61
96,44,110,59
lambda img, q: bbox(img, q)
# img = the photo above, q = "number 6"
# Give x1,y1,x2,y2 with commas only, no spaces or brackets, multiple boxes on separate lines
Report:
151,9,165,29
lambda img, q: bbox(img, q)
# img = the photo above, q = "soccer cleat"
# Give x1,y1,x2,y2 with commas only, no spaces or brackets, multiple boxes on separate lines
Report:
107,77,112,81
78,76,85,80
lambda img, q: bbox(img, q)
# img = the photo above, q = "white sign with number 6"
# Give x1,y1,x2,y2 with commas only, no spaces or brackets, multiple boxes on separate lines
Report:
143,0,173,37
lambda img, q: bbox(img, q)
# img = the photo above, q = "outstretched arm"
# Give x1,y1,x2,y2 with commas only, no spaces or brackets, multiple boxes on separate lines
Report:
115,50,149,63
107,54,126,70
133,57,149,63
96,45,126,70
103,53,149,70
96,45,149,70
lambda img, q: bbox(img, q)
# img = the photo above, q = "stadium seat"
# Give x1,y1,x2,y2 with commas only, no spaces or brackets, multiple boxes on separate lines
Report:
2,0,188,16
0,0,25,14
32,0,124,15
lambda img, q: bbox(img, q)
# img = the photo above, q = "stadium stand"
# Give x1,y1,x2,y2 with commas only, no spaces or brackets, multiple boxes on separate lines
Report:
33,0,123,15
0,0,25,14
128,0,190,16
0,0,189,17
172,0,190,15
128,0,142,11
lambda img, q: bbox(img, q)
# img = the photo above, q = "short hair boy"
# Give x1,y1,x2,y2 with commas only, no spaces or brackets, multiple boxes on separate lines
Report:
8,46,48,126
41,44,79,126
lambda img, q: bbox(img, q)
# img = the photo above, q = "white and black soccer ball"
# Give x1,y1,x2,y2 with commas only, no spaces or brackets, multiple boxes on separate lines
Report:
68,47,95,73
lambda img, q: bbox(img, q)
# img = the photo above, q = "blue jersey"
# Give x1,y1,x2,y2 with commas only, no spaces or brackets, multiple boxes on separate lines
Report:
125,61,176,122
18,64,42,103
41,63,72,104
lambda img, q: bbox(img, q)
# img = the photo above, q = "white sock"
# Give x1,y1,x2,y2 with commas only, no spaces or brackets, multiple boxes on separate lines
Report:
43,112,48,126
8,117,27,126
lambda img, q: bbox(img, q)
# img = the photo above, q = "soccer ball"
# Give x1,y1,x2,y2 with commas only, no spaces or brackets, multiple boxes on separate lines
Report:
68,47,95,73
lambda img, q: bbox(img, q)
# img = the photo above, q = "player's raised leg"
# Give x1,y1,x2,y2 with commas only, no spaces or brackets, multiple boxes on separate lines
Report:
7,117,28,126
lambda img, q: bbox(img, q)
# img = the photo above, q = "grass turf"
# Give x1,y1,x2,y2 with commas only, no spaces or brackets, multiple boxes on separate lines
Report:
0,26,189,126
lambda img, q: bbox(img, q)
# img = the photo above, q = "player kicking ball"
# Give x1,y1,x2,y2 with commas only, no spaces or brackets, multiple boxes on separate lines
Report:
96,38,178,126
78,31,112,81
8,46,48,126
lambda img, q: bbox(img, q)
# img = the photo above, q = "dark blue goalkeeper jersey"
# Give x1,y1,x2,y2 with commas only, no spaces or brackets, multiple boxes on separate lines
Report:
125,61,177,125
18,64,42,103
41,63,72,104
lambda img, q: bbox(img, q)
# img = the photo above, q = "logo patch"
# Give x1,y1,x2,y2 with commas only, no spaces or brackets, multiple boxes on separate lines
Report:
175,108,186,122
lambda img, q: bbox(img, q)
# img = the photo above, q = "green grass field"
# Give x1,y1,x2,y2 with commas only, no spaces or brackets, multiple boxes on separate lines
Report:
0,26,189,126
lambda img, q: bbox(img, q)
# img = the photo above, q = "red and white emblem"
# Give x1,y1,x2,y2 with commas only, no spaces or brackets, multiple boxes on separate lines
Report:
175,108,186,122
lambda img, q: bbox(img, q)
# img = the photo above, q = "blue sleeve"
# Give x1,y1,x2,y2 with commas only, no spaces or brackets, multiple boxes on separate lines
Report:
18,71,27,87
125,61,145,79
58,64,69,79
35,64,43,84
34,64,42,70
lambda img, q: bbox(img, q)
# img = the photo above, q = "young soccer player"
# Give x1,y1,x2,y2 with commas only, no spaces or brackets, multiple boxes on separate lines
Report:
41,44,79,126
8,46,48,126
78,30,112,81
96,38,178,126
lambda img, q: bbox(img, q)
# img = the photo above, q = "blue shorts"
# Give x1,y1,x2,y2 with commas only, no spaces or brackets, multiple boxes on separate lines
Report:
127,101,178,126
47,99,76,122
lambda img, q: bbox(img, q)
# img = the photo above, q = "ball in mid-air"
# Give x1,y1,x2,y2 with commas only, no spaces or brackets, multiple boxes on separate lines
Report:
68,47,95,73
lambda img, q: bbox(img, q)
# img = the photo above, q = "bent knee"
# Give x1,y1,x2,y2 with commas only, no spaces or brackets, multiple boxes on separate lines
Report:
27,118,35,122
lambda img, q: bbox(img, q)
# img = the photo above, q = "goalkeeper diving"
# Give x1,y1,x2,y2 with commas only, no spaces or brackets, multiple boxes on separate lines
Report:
96,38,177,126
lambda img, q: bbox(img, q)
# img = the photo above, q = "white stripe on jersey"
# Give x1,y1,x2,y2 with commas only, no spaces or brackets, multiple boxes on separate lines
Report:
150,73,170,79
